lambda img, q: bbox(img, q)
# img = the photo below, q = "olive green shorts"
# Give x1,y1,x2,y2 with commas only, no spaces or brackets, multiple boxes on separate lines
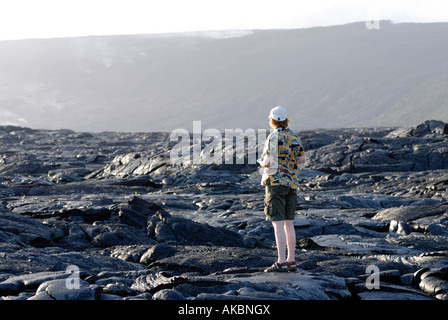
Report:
264,183,297,221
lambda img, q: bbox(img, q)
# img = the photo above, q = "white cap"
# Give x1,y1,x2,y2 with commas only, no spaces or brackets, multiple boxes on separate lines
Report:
269,106,287,121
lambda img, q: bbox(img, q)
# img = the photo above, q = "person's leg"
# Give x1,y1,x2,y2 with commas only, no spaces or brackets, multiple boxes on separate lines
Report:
283,187,297,270
284,187,297,263
272,220,287,264
284,220,296,263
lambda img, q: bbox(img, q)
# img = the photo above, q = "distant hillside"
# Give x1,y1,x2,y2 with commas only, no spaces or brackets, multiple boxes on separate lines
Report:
1,21,448,132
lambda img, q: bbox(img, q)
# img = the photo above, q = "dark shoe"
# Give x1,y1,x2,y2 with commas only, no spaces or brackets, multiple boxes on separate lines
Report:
286,261,297,272
264,262,288,273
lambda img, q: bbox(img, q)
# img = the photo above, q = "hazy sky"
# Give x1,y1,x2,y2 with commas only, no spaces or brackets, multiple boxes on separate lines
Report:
0,0,448,40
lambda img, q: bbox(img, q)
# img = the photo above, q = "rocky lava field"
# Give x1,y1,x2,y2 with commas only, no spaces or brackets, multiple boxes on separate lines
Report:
1,120,448,300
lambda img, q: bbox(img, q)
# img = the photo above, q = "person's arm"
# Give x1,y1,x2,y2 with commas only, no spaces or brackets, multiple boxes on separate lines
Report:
296,154,306,164
294,141,306,164
258,155,273,168
257,134,275,168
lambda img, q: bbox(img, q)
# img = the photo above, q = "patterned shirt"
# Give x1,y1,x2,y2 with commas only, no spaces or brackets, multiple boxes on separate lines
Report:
260,127,305,189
